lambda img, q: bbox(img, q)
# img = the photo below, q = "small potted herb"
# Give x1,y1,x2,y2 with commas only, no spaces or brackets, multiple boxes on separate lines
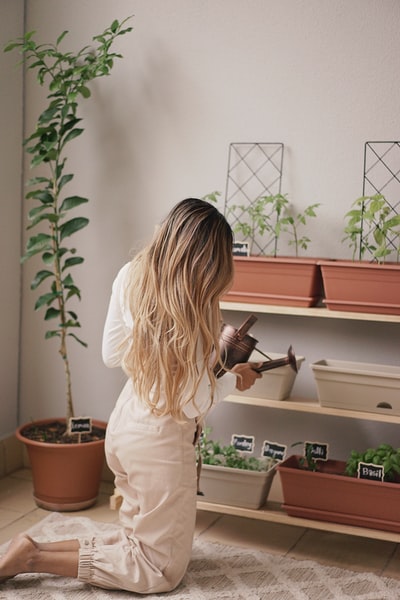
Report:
197,429,277,509
278,441,400,533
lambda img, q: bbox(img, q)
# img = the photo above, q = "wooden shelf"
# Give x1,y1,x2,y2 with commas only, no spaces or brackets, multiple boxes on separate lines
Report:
224,394,400,424
220,300,400,323
212,299,400,542
197,499,400,543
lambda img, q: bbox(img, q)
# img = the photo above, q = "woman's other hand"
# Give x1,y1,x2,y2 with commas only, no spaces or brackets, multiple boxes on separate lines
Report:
231,362,262,391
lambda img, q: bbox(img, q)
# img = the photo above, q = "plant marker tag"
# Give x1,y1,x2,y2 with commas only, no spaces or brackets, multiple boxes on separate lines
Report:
357,461,385,482
231,434,255,453
262,440,287,461
69,417,92,436
232,241,250,256
304,441,329,461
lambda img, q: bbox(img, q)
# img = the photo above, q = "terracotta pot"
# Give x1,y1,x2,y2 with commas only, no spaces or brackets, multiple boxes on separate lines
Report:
278,455,400,533
16,418,107,511
223,256,323,307
318,260,400,315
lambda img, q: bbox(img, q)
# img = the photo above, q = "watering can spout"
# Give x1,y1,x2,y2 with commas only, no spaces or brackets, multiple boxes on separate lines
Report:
254,345,298,374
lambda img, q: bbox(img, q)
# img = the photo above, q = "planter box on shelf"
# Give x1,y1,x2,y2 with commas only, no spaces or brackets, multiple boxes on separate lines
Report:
311,359,400,416
318,260,400,315
223,256,323,308
237,349,305,401
200,462,277,509
278,455,400,533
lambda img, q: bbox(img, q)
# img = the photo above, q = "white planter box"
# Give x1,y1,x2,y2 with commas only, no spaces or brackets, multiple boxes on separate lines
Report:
237,350,304,400
311,359,400,416
199,463,277,509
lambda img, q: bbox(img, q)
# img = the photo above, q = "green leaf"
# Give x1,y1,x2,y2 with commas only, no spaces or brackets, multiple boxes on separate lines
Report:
42,252,55,265
4,41,22,52
25,189,54,203
45,330,60,340
68,333,88,347
56,30,69,45
58,173,74,190
62,273,74,287
26,176,51,186
60,118,82,136
60,196,88,211
28,204,49,219
44,307,61,320
63,256,84,269
38,106,60,124
63,128,84,144
60,217,89,240
30,269,53,290
34,292,59,310
79,86,91,98
25,233,52,257
66,286,81,300
27,212,59,229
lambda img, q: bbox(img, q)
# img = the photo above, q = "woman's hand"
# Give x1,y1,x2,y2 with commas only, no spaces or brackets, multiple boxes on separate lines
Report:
231,362,262,391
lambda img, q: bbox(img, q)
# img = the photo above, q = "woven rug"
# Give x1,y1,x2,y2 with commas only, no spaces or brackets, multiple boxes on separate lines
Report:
0,513,398,599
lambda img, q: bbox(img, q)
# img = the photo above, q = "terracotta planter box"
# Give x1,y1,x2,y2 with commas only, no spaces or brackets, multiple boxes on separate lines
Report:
311,359,400,416
318,260,400,315
278,455,400,533
237,349,305,401
199,463,277,509
223,256,323,307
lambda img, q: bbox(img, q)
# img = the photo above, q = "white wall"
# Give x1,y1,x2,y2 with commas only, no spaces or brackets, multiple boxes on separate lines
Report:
0,0,24,438
4,1,400,461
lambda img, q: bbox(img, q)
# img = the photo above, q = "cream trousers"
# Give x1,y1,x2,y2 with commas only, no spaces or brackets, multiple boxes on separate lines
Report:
78,382,198,593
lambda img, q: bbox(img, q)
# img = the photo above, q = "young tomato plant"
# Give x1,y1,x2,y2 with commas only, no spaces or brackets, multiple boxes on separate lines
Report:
230,194,320,257
343,194,400,263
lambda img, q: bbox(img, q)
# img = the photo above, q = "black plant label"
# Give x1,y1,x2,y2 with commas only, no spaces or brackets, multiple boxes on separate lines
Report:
262,440,287,461
357,461,384,482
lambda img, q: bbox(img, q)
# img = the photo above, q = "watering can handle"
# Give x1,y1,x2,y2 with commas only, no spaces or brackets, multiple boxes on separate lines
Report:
235,314,258,340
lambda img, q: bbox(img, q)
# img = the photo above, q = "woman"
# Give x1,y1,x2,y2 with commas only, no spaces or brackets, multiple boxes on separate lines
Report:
0,198,261,592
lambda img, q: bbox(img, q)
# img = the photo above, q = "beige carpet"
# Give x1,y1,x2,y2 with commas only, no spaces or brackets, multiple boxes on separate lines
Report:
0,513,398,599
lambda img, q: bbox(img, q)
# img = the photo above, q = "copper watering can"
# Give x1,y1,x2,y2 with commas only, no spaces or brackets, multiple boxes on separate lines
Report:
215,314,298,377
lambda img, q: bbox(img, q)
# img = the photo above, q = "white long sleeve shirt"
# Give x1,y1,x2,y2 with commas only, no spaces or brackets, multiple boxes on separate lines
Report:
102,263,237,419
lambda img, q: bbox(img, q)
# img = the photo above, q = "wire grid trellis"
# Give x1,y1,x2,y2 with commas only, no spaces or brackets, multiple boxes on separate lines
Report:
223,143,284,255
361,141,400,261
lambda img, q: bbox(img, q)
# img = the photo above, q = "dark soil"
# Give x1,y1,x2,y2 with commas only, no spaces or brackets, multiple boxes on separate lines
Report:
20,421,106,444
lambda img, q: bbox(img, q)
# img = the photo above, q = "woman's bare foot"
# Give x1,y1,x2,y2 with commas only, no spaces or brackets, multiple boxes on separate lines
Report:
0,533,38,580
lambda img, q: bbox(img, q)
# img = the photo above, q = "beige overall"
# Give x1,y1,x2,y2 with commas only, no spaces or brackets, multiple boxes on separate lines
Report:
82,262,236,593
78,380,197,593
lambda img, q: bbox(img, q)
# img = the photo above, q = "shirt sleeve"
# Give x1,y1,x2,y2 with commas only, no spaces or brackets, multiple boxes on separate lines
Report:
102,263,133,368
182,371,237,419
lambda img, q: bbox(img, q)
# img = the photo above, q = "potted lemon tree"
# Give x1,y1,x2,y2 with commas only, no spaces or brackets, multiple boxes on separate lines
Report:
5,18,132,510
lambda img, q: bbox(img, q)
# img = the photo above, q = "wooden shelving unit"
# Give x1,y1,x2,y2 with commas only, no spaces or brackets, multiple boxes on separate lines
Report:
220,300,400,323
196,300,400,542
196,499,400,543
223,395,400,424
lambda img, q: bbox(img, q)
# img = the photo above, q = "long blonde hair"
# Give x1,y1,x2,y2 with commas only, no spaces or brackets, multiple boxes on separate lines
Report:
122,198,234,420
